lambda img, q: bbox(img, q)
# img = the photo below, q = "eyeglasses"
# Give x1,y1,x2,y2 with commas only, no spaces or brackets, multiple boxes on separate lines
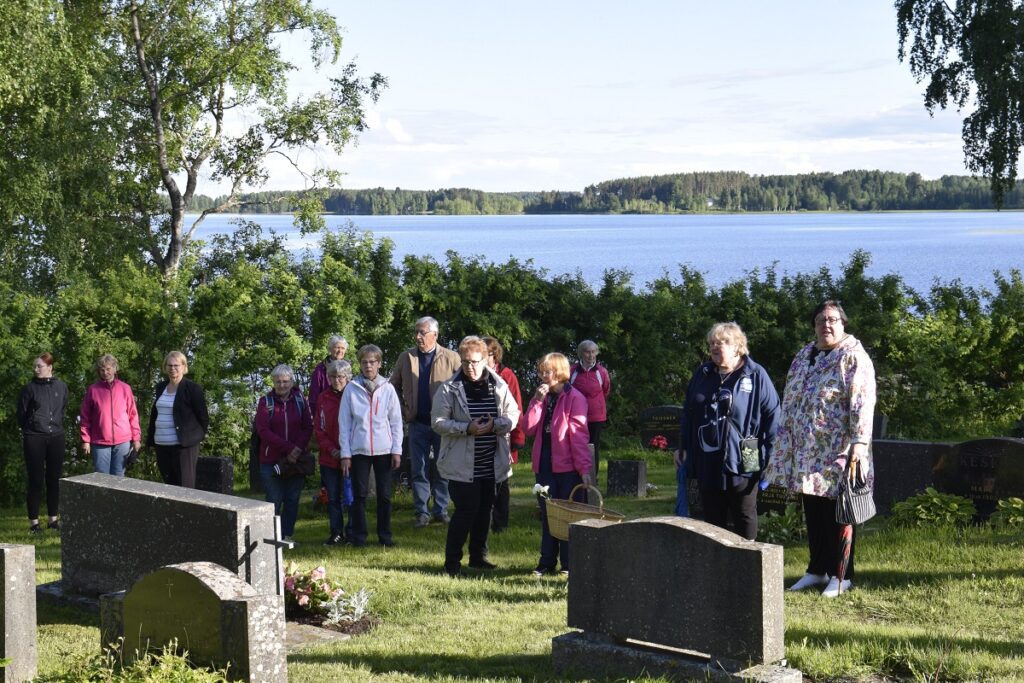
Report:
815,316,843,326
462,358,485,367
359,359,381,366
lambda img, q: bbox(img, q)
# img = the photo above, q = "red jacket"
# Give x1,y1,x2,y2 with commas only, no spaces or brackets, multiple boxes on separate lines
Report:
254,388,313,465
524,385,592,476
79,379,141,446
570,362,611,423
497,364,526,462
314,387,344,470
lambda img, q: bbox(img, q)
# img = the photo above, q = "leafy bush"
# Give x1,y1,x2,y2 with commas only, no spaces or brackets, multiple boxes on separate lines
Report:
989,497,1024,528
757,503,806,544
38,639,229,682
283,562,373,626
889,488,977,528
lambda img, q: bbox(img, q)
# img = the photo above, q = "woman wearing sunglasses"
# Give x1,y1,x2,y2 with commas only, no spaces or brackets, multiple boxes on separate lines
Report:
679,322,779,540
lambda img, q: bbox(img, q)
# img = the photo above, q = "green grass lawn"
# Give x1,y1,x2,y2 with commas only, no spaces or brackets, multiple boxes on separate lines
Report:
8,446,1024,682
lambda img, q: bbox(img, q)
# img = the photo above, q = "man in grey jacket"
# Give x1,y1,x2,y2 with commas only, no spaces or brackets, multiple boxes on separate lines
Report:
390,316,461,527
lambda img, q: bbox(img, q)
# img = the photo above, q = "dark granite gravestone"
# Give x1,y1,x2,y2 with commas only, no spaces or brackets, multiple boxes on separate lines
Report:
0,545,37,683
638,405,684,452
606,460,648,498
196,456,234,495
552,516,800,682
871,439,951,514
100,562,286,682
756,484,800,516
933,437,1024,517
58,473,281,597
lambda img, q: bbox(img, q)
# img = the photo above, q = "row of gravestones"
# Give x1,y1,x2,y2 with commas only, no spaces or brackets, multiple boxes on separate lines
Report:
635,405,1024,517
10,473,293,682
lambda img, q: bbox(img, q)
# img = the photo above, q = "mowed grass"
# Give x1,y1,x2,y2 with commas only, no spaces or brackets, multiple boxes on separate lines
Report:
6,445,1024,682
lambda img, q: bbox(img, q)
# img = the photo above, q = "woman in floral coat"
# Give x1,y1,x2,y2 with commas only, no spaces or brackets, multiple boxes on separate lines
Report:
764,300,876,598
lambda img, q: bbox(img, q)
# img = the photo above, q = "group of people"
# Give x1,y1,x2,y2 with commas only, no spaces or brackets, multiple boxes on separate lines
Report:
677,300,876,598
17,351,209,534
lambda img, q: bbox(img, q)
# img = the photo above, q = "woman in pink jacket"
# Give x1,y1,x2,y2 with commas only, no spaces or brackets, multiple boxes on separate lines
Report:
79,354,142,477
524,352,593,576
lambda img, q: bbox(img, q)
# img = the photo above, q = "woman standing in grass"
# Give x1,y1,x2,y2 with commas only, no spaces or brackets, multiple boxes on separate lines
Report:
146,351,209,488
765,300,876,597
80,354,142,477
18,353,68,533
524,352,593,576
339,345,403,548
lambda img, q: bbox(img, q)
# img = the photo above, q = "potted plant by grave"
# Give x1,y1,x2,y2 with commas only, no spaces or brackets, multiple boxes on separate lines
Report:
283,562,378,634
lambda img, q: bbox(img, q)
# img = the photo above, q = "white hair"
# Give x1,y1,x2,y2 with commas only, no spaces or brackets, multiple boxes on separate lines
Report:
270,364,294,381
415,316,439,333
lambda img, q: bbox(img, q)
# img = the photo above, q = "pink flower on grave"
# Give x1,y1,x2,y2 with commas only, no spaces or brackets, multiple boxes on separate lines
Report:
284,577,296,592
311,566,326,580
298,594,310,607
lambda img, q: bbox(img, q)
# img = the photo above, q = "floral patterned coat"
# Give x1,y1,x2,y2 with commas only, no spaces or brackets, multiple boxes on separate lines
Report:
764,334,876,498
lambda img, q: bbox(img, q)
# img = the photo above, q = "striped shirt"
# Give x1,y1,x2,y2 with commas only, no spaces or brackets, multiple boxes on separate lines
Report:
462,375,498,480
153,389,179,445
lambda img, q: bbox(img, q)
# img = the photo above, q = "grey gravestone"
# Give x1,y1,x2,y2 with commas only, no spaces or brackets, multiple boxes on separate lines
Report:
872,439,952,514
934,437,1024,517
101,562,286,682
553,516,799,682
196,456,234,494
60,473,281,597
0,545,37,683
638,405,684,452
606,460,648,497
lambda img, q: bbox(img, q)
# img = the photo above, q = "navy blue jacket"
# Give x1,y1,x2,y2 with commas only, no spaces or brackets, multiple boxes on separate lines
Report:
681,356,780,490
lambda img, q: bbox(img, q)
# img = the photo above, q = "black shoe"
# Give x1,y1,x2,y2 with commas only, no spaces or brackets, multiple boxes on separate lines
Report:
491,525,507,534
29,524,42,535
378,539,396,547
469,559,497,570
47,520,60,530
445,567,463,578
323,534,345,546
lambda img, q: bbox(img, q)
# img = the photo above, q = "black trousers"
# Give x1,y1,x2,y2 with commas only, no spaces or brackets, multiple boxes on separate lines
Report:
700,476,759,541
491,479,510,531
803,494,856,579
588,420,605,481
351,455,394,545
156,444,200,488
24,434,63,519
445,478,496,571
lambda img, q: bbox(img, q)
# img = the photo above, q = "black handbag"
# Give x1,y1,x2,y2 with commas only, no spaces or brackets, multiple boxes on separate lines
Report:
835,460,876,525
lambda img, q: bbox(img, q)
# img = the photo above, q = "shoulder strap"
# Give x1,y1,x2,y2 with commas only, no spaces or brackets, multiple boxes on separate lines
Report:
264,394,274,418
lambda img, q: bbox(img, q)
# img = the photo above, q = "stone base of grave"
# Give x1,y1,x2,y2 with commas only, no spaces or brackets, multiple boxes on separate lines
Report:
552,632,802,683
37,581,100,613
285,622,350,652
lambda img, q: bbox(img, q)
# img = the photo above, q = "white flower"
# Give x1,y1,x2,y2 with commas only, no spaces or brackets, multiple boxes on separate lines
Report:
532,484,550,497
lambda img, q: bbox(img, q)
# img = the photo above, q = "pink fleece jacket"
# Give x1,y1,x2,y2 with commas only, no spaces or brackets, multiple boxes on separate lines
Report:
524,385,592,476
79,379,142,446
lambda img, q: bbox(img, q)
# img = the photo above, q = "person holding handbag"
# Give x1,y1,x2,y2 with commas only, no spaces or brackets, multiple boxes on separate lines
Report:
764,300,876,598
255,364,313,543
680,323,779,541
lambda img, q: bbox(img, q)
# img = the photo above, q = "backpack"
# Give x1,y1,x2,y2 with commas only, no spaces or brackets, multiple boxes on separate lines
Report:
570,363,603,388
249,392,307,462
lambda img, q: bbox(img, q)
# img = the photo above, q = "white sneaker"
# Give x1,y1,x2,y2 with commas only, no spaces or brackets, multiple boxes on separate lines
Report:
788,573,829,591
821,577,852,597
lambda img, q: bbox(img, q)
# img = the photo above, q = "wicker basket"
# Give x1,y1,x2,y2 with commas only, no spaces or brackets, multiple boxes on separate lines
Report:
545,484,625,541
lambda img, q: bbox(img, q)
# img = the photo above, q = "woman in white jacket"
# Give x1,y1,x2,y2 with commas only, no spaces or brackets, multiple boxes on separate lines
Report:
339,344,403,547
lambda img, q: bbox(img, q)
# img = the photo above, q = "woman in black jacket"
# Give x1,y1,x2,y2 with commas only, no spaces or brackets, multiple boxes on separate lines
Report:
146,351,209,487
17,352,68,533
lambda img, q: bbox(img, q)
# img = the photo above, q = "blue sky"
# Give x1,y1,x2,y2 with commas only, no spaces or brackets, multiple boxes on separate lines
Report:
262,1,969,192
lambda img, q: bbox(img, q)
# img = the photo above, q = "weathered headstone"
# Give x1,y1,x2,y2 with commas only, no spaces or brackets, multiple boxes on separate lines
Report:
101,562,286,682
552,516,800,682
196,456,234,495
59,473,281,597
0,545,37,683
638,405,684,452
606,460,648,498
872,439,952,514
934,437,1024,517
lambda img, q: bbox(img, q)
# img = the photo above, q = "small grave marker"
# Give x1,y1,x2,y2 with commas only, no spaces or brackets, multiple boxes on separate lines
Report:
638,405,684,452
0,545,37,683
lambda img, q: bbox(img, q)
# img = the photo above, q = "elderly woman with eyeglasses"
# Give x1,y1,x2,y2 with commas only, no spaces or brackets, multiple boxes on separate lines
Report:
680,322,779,541
314,359,354,546
764,300,876,598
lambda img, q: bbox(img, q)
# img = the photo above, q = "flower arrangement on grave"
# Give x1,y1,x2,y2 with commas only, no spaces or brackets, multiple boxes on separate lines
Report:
283,562,373,628
532,483,550,498
648,434,669,450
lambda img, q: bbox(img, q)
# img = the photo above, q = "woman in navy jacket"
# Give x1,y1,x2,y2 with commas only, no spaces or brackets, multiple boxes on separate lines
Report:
681,323,779,540
146,351,209,488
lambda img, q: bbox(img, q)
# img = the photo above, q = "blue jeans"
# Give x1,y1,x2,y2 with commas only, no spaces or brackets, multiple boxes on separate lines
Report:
320,466,352,539
408,421,449,517
93,442,130,476
260,463,304,538
536,470,584,571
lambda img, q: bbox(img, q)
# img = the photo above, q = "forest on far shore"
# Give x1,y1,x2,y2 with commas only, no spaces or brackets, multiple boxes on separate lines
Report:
189,170,1024,215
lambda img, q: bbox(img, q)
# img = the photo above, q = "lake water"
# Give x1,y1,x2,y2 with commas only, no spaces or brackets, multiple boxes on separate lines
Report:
191,211,1024,294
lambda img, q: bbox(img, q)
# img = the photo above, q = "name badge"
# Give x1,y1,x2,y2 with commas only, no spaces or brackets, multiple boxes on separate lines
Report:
738,377,753,393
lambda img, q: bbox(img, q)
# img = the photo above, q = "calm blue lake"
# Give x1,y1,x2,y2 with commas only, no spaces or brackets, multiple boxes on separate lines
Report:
191,211,1024,294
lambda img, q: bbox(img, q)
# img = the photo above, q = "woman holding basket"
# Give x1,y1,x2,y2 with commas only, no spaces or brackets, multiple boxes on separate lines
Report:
523,352,593,577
